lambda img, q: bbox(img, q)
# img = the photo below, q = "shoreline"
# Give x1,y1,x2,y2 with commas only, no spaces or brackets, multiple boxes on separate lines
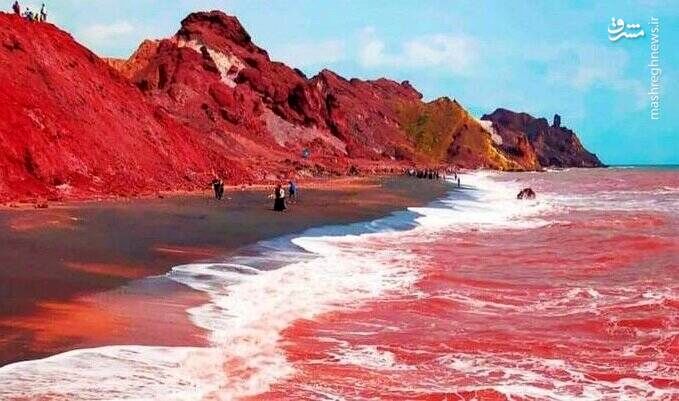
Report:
0,175,401,210
1,167,616,209
0,176,450,366
0,170,440,212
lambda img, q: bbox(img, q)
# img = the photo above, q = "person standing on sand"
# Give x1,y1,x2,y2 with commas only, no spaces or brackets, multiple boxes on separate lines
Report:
457,177,461,188
288,180,298,203
39,3,46,22
12,1,20,15
273,184,287,212
211,177,224,200
217,179,224,200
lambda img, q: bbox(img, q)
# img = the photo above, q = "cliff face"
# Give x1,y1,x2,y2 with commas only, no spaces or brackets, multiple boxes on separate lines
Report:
0,10,602,202
482,109,604,168
0,13,253,203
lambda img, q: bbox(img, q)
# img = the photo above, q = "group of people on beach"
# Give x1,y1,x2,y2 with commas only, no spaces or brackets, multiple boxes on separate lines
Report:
407,168,443,180
210,177,298,213
406,167,461,188
11,1,47,22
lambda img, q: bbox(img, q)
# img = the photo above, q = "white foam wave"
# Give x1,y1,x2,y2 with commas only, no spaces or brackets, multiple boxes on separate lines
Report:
543,187,679,213
0,233,421,400
438,352,677,401
0,172,551,400
329,345,408,371
437,284,678,318
412,171,554,231
0,346,225,401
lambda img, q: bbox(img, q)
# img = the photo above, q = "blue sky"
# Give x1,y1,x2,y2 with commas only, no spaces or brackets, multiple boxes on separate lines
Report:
35,0,678,165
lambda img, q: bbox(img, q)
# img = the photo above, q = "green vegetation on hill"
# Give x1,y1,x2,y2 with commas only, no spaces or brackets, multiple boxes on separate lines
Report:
395,97,464,161
395,97,523,170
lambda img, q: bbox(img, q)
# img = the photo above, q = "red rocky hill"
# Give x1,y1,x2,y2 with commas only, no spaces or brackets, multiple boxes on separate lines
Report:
112,12,527,171
0,13,254,203
1,10,601,203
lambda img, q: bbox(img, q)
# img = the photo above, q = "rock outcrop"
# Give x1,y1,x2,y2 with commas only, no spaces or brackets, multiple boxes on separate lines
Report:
481,108,604,168
104,39,160,80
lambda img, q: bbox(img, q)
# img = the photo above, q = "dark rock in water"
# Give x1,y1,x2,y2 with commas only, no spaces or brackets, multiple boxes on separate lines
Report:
517,188,536,200
482,108,604,168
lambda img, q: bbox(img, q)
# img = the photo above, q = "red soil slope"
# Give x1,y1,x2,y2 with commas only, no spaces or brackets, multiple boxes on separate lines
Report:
0,13,251,202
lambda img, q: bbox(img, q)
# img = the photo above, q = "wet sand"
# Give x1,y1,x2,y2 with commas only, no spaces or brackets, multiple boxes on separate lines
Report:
0,176,448,366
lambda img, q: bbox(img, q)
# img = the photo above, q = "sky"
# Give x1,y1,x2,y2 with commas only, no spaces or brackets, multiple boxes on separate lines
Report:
31,0,678,165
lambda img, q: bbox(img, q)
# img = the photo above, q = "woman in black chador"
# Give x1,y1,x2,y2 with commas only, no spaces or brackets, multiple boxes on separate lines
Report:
273,184,287,212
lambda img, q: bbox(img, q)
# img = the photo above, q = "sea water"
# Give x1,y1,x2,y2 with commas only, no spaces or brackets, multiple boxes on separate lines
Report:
1,168,677,400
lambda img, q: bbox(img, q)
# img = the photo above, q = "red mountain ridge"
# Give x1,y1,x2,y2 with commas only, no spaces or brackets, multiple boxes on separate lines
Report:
0,11,602,203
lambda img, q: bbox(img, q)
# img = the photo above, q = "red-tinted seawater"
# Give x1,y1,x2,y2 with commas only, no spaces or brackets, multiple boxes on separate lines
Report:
251,168,678,401
0,168,676,401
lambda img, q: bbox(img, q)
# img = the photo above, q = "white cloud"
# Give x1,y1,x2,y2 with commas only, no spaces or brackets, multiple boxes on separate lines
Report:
80,21,135,44
536,43,646,110
276,40,346,68
358,27,389,67
358,27,477,75
540,44,625,89
403,34,476,72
